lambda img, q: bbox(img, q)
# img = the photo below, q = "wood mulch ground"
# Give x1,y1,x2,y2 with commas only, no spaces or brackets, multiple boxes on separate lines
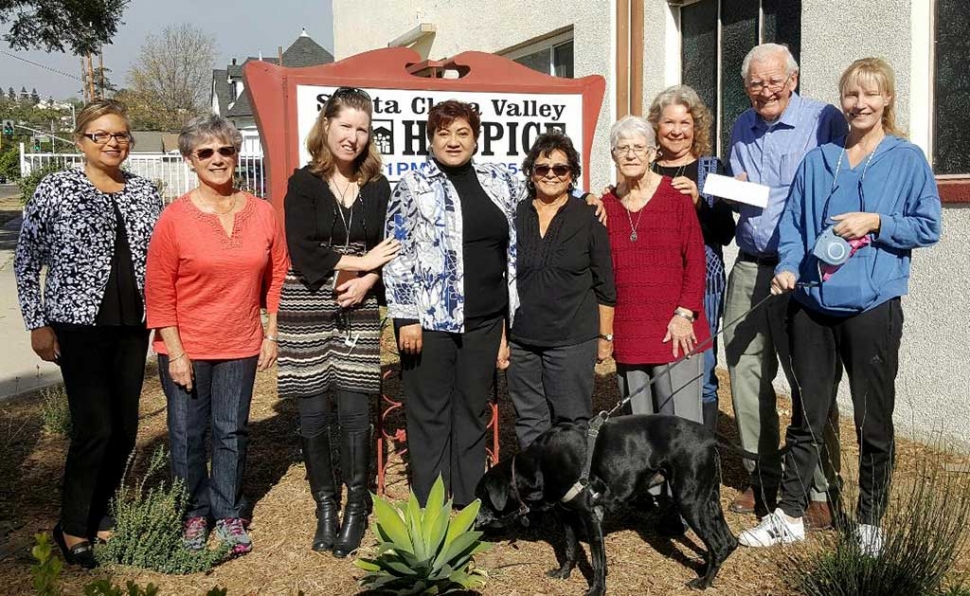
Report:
1,333,967,595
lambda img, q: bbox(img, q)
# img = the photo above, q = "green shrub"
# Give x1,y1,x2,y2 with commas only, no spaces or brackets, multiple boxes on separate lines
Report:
18,161,72,205
790,450,970,596
40,385,71,437
95,447,229,574
30,533,62,596
0,144,20,181
355,475,491,594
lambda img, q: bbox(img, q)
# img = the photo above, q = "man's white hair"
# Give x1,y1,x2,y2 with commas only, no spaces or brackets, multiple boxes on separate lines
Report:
741,43,799,81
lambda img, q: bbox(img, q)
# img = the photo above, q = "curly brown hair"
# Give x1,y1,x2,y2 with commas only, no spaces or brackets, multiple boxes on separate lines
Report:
646,85,713,158
305,89,382,183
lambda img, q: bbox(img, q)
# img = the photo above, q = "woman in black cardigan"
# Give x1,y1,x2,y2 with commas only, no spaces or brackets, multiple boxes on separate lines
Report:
277,87,398,558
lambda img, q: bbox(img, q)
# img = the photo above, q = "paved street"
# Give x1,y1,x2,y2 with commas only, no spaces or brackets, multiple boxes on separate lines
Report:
0,188,63,399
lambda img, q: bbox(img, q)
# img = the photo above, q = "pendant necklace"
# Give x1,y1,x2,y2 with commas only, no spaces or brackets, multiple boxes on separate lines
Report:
624,195,645,242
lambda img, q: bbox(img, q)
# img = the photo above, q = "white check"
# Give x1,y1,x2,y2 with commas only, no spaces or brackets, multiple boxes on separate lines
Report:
701,173,770,209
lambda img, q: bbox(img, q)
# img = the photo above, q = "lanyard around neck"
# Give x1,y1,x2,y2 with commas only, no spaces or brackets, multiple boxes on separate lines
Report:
820,138,882,225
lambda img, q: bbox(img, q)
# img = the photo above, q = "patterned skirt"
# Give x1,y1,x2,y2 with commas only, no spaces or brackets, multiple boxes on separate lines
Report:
277,244,382,397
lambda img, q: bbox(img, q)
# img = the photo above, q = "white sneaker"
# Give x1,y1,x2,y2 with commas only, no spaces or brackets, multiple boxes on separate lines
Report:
855,523,883,557
738,508,806,547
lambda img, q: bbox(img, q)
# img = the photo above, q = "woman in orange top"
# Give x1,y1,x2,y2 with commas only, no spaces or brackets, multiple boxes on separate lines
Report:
145,115,288,557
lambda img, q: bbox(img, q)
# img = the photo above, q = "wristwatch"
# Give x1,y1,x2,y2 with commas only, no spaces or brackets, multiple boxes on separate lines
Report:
599,333,614,341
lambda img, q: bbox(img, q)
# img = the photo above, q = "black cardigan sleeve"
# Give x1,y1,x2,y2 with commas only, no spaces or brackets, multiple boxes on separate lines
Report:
588,208,617,307
366,176,391,248
284,168,341,289
697,159,737,247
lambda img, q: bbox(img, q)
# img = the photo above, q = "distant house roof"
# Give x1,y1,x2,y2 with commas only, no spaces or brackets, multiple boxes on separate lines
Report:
131,131,180,154
214,30,334,121
212,68,229,115
282,30,335,67
226,90,254,119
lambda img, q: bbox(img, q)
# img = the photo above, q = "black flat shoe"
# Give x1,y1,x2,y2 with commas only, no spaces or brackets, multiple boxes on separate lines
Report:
53,524,98,569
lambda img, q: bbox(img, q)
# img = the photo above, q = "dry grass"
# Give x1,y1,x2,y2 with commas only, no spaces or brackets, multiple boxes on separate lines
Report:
0,340,967,595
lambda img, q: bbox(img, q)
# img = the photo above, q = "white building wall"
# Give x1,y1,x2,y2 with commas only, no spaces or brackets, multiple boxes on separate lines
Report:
333,0,622,193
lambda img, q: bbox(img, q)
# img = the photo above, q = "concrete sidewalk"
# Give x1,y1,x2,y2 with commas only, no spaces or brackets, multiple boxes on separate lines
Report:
0,215,63,400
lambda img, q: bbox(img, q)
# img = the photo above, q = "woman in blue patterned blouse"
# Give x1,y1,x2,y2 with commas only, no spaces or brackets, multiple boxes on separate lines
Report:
383,99,521,507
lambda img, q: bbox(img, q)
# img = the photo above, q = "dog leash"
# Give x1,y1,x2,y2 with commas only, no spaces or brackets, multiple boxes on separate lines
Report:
561,282,819,504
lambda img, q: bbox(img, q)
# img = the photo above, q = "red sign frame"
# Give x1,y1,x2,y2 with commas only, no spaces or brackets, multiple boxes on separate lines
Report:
244,46,606,219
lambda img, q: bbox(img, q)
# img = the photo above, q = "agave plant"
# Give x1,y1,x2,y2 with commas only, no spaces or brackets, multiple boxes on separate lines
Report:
355,476,491,594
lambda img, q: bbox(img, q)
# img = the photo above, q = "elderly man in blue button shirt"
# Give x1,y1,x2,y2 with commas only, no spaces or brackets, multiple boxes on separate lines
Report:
723,43,848,527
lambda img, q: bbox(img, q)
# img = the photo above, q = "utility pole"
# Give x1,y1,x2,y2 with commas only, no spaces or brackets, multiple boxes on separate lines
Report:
79,57,88,102
86,54,96,100
98,51,105,98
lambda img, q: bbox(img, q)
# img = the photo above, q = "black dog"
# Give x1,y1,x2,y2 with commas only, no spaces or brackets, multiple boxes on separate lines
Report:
475,414,748,595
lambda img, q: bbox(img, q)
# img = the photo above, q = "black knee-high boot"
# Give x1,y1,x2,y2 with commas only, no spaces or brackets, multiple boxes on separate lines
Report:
703,400,718,433
302,433,340,552
333,427,372,558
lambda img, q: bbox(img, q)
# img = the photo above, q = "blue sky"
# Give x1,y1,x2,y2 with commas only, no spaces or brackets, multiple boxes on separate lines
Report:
0,0,335,100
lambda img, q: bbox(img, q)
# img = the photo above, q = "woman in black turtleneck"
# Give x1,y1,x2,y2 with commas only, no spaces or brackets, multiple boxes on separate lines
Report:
383,100,521,507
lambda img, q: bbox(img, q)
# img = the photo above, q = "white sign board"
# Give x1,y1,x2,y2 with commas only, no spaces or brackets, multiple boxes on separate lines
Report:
295,86,585,182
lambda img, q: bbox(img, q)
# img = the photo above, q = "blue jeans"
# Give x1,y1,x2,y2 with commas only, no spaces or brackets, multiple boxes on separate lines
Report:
159,355,258,520
702,289,724,405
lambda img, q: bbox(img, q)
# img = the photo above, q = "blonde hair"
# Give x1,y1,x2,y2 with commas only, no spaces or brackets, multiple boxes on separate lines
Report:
73,99,132,142
305,92,382,183
839,57,906,138
647,84,714,158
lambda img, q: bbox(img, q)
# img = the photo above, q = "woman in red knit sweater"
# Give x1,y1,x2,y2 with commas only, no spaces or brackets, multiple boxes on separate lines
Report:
602,115,709,424
602,115,710,534
145,115,288,556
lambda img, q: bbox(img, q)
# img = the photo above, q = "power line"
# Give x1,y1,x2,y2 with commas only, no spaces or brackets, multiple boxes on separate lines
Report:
0,49,84,83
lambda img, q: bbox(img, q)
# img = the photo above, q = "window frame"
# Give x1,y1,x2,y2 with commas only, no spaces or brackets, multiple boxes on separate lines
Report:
670,0,800,157
501,30,575,78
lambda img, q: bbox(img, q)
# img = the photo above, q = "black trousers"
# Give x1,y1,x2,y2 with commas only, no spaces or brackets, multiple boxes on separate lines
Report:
54,324,149,537
506,338,597,450
296,390,371,438
779,299,902,525
399,316,503,507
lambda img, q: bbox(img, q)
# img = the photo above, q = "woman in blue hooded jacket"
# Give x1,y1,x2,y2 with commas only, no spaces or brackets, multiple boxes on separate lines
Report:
738,58,941,554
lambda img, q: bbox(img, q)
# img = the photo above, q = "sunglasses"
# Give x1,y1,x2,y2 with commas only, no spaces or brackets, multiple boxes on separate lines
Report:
195,146,237,160
533,164,571,178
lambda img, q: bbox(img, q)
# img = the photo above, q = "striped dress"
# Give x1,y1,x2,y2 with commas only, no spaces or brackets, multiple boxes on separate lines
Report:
277,242,382,396
276,169,390,398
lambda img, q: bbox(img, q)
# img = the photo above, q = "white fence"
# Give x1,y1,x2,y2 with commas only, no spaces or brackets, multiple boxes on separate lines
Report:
19,143,266,202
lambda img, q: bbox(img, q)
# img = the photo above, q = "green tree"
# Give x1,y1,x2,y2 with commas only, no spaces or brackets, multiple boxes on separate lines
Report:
0,1,130,55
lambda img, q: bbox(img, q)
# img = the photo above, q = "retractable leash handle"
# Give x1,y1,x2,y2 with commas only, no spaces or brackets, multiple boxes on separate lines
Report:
604,281,819,418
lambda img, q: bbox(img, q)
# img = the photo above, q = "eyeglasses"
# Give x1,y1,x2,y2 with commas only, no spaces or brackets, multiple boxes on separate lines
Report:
746,71,794,94
194,146,237,160
82,132,132,145
330,87,372,102
533,164,571,178
612,144,652,156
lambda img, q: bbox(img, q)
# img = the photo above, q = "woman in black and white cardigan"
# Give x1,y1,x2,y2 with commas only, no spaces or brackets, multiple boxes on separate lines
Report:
14,99,162,568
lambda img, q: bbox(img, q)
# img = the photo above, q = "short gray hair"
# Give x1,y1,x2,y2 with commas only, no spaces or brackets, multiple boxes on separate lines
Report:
741,43,799,81
178,114,243,157
609,115,655,150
